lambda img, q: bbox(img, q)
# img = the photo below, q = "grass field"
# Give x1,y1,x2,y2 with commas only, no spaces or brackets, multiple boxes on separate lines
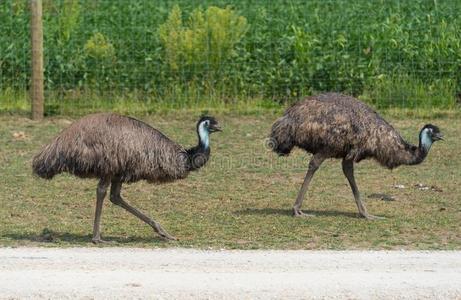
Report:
1,112,460,249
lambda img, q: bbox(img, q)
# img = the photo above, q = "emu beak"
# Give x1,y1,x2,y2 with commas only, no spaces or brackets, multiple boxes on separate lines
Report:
211,125,222,132
210,124,222,132
434,133,444,141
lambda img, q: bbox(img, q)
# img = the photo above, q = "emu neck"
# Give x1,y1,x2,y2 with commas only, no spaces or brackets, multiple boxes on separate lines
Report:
186,124,210,171
408,145,428,165
407,131,431,166
198,122,210,149
420,130,432,153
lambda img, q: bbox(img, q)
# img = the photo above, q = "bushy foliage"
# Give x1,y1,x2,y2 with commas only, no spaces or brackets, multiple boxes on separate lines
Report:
59,0,81,43
84,32,115,60
0,0,460,108
158,5,248,75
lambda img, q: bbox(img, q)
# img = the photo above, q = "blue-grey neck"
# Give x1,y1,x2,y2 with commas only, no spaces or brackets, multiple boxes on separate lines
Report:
198,122,210,149
420,128,432,153
186,121,211,171
405,127,433,166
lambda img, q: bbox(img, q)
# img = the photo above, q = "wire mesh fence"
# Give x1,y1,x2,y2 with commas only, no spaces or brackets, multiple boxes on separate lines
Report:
1,0,461,113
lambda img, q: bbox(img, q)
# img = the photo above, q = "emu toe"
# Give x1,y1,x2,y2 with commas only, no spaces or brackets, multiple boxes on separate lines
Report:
360,213,385,220
293,209,316,218
161,235,177,241
156,230,177,241
91,238,111,244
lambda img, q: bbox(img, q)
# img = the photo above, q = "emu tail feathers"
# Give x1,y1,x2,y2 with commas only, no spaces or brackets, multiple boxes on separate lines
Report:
32,139,63,179
269,115,295,156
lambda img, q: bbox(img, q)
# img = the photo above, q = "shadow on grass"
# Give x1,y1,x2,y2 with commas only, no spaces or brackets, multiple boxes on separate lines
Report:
235,208,360,218
2,228,165,244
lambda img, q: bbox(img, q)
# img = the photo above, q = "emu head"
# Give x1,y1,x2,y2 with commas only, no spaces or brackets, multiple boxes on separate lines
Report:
419,124,443,151
197,116,222,134
196,116,221,149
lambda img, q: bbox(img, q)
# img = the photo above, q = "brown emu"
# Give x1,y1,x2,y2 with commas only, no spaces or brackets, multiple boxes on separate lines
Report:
270,93,443,219
32,113,221,242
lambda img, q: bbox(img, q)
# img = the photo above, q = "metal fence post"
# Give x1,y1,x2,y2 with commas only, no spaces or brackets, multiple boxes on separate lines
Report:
30,0,44,120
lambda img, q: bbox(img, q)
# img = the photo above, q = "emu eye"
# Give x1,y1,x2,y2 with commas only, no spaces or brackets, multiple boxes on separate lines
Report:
205,120,210,127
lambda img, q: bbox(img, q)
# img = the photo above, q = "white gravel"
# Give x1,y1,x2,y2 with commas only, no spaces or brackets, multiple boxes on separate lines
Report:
0,247,460,299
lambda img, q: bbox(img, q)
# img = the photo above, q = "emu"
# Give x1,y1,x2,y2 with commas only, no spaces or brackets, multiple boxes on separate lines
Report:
270,93,443,219
32,113,221,243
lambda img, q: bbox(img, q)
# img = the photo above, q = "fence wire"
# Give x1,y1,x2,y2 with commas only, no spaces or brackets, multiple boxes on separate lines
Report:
1,0,461,112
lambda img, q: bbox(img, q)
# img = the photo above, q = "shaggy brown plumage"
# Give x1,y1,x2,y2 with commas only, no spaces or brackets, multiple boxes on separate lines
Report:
32,113,221,242
270,93,443,218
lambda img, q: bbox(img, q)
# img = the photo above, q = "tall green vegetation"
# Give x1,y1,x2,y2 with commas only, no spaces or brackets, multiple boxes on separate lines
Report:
158,5,248,100
58,0,81,43
0,0,460,110
83,32,116,88
159,5,248,75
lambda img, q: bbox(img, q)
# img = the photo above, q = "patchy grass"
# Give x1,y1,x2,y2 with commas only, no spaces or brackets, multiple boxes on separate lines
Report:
1,89,459,118
0,112,460,249
0,90,283,117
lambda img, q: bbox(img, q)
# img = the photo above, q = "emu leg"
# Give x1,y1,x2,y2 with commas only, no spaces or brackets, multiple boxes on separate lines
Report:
341,159,384,220
92,178,110,244
109,180,177,241
293,154,325,217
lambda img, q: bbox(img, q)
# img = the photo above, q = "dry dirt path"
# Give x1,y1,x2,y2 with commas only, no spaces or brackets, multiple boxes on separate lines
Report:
0,248,460,299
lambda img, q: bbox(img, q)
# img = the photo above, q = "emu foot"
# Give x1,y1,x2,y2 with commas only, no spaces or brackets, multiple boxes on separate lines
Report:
157,231,177,241
91,238,110,244
293,209,315,218
153,225,177,241
360,213,385,220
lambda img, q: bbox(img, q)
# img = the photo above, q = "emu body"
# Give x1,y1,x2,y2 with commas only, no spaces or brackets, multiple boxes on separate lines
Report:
33,113,221,242
270,93,443,218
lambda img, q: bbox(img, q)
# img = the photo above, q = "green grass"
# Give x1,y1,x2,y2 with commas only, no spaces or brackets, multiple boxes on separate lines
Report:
0,112,460,249
1,89,460,118
0,89,284,116
360,75,458,109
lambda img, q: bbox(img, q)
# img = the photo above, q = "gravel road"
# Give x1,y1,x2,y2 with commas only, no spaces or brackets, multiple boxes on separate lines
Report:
0,248,460,299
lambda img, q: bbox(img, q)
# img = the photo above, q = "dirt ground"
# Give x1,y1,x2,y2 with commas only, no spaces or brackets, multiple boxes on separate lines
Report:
2,115,460,250
0,248,460,299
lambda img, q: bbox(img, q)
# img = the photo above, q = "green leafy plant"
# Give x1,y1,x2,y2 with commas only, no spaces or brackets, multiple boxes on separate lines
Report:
361,74,456,109
158,5,248,75
83,32,116,89
12,0,25,15
84,32,115,60
1,0,460,109
58,0,80,42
